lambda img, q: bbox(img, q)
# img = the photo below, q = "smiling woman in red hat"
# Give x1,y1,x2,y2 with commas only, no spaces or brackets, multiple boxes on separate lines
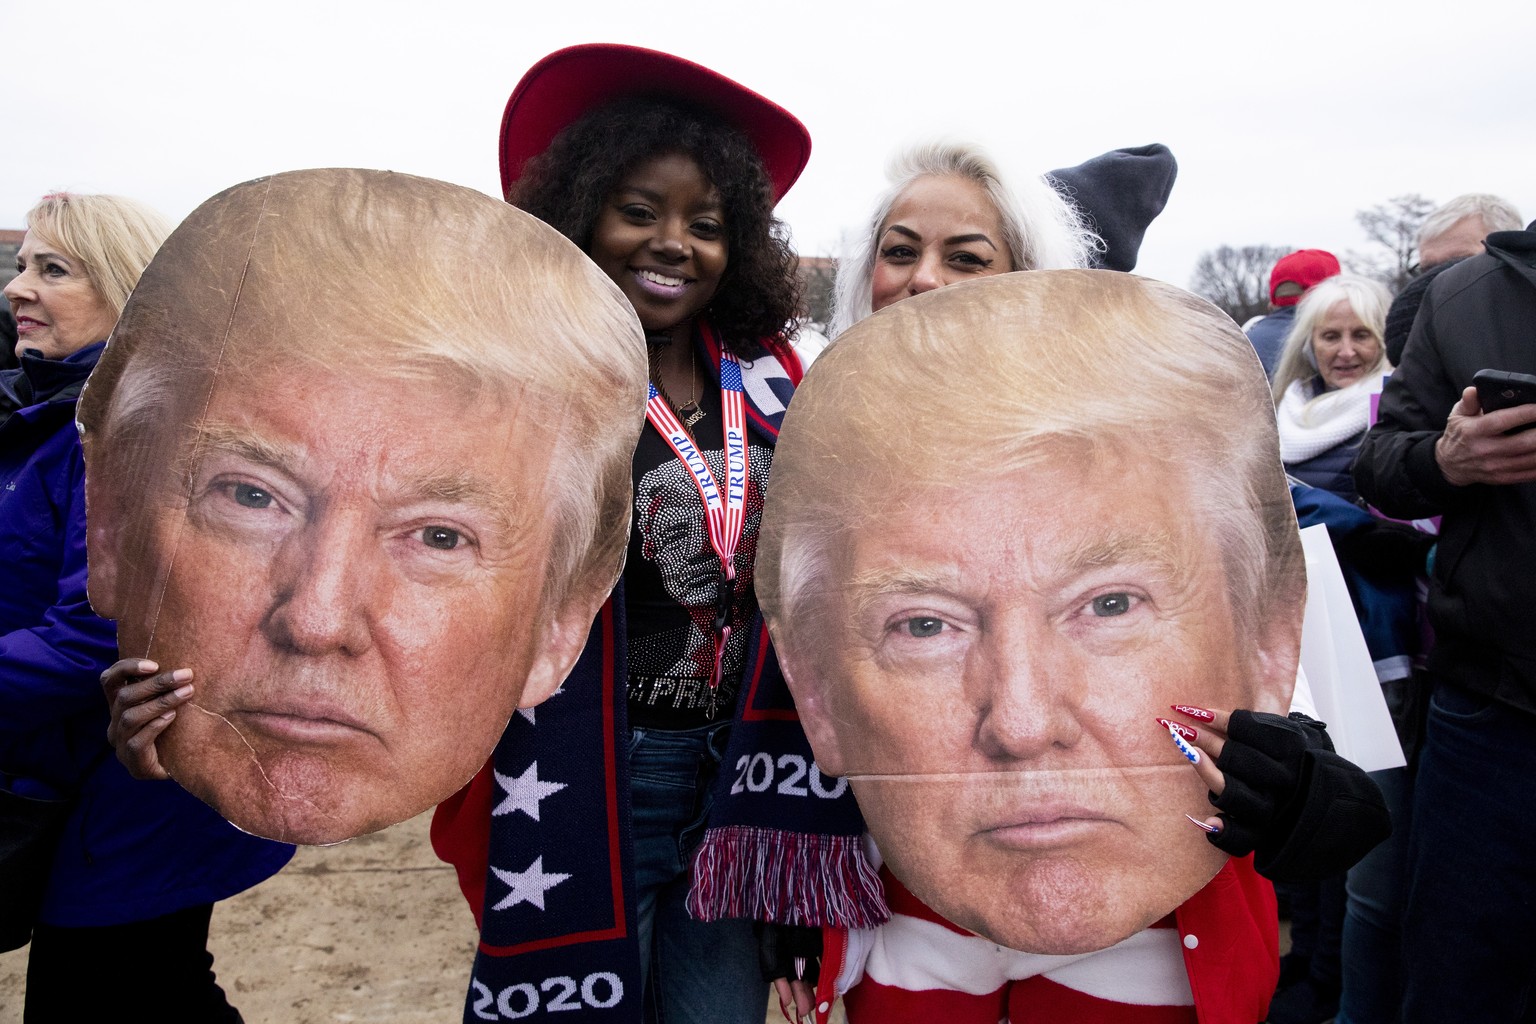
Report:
430,44,884,1024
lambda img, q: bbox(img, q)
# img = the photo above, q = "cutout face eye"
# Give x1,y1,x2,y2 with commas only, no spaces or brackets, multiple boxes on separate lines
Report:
421,526,463,551
906,616,945,637
1089,592,1134,617
232,483,274,509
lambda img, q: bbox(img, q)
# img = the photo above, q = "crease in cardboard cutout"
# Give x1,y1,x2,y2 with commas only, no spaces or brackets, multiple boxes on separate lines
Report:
184,702,341,840
138,178,273,668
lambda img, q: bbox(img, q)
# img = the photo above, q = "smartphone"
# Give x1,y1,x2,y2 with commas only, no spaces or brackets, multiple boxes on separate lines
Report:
1473,369,1536,433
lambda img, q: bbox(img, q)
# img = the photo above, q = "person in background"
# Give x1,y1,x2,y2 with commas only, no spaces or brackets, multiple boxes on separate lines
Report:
1333,193,1521,1024
1383,193,1522,365
1,192,293,1022
1270,271,1419,1024
0,306,17,371
1245,249,1342,380
1327,194,1518,1024
829,140,1175,337
1355,216,1536,1024
1272,274,1393,504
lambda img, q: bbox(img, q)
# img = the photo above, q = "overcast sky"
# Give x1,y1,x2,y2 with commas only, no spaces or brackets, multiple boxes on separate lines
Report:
5,0,1532,290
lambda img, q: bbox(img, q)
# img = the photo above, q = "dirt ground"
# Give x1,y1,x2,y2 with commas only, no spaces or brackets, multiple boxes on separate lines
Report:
0,812,475,1023
0,811,817,1023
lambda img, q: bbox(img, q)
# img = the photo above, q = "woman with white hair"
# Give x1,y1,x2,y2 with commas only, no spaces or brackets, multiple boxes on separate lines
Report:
829,141,1105,335
1268,271,1390,1023
1272,274,1393,504
1271,280,1429,1024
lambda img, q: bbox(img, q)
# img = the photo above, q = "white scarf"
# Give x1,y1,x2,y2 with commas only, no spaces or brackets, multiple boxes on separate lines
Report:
1276,375,1379,464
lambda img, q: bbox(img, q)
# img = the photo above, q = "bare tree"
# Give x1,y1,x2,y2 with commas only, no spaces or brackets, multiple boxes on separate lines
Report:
1348,193,1436,292
1189,244,1292,325
797,256,837,335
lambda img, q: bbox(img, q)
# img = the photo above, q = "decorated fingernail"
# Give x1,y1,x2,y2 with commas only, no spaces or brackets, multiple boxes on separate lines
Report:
1170,704,1215,722
1185,813,1221,834
1156,717,1198,742
1167,722,1201,764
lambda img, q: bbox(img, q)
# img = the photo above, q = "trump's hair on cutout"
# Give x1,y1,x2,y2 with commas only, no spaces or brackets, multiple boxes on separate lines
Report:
78,168,647,610
761,269,1304,658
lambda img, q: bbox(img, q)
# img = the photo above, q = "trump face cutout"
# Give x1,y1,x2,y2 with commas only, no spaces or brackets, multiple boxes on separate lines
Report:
758,271,1304,954
80,169,647,844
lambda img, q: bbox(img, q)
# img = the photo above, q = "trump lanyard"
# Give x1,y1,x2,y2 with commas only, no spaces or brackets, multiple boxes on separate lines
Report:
644,334,747,693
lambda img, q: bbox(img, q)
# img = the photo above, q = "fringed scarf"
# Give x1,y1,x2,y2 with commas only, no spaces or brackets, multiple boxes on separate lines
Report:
432,326,886,1023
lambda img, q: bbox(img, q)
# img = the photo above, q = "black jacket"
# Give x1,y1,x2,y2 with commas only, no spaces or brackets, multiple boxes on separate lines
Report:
1354,222,1536,714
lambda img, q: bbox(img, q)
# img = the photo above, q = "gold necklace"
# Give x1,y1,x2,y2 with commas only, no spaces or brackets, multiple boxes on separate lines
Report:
648,340,705,428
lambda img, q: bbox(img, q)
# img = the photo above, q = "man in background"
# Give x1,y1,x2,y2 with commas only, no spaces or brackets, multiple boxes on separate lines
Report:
1384,194,1522,364
1355,216,1536,1023
1245,249,1341,378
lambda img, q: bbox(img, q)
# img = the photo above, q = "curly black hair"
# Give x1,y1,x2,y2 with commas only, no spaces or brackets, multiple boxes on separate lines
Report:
510,97,802,354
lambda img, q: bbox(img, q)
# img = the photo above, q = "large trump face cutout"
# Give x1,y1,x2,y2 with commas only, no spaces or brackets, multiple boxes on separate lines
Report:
758,271,1304,955
78,169,647,845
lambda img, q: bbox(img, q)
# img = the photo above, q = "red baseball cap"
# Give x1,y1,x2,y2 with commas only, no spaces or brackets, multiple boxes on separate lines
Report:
499,43,812,203
1269,249,1341,306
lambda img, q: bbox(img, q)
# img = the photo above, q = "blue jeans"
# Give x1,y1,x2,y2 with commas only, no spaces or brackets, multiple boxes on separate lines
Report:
1336,765,1412,1024
628,724,764,1024
1401,682,1536,1023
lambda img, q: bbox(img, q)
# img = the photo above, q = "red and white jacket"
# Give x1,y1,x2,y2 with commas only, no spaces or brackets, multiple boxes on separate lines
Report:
813,856,1278,1024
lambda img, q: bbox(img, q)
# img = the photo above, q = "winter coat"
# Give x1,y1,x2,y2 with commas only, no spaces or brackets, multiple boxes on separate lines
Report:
1,343,292,927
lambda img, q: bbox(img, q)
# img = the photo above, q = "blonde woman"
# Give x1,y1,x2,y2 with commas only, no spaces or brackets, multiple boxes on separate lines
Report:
1,193,292,1021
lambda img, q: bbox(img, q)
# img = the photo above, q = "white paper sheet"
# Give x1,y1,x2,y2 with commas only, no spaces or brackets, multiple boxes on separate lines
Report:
1298,524,1407,771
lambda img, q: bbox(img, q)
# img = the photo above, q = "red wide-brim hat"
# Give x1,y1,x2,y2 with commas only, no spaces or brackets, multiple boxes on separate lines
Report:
499,43,811,203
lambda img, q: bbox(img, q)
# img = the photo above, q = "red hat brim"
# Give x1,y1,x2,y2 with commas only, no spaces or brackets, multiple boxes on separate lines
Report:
500,43,811,203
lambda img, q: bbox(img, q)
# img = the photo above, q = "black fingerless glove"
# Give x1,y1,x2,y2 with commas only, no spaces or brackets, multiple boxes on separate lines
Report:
753,922,822,986
1207,710,1391,882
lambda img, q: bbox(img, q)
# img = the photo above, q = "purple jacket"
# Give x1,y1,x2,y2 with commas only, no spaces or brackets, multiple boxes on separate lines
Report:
1,343,292,927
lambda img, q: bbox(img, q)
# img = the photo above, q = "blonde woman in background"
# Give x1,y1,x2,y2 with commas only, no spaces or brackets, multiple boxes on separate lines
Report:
1,193,293,1022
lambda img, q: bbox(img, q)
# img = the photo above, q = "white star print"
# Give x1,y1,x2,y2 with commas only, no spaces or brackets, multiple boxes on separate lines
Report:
490,856,572,911
492,762,567,821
